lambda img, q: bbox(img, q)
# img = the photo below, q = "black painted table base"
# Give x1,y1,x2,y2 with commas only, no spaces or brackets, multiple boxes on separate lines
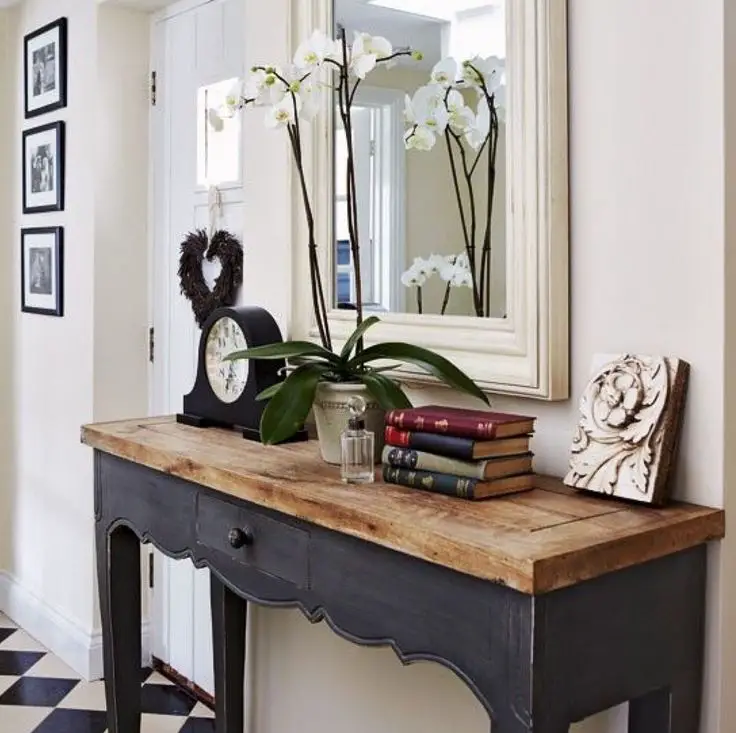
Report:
94,452,707,733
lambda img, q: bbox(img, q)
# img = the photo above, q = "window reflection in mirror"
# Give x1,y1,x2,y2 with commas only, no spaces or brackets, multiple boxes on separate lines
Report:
197,78,241,187
333,0,507,318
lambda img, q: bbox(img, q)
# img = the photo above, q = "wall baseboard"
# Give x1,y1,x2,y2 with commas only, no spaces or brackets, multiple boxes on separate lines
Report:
0,570,150,681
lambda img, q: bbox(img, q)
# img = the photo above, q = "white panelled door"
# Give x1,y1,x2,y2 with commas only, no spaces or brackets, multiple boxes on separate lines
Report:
150,0,244,694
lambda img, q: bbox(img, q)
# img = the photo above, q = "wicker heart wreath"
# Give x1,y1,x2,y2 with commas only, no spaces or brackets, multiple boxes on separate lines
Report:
178,229,243,328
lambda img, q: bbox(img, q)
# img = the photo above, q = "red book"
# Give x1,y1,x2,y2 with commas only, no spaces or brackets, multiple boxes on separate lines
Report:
385,406,536,441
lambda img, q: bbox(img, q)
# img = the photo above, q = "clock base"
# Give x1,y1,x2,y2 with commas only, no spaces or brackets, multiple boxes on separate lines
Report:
176,413,309,445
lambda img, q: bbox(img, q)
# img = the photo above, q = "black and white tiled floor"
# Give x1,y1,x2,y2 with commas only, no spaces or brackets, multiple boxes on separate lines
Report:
0,612,215,732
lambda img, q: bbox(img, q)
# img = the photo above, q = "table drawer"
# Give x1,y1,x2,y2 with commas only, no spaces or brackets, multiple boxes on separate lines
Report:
196,494,310,588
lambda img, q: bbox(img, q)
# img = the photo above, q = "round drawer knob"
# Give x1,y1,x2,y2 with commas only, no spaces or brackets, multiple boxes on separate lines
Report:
228,527,253,549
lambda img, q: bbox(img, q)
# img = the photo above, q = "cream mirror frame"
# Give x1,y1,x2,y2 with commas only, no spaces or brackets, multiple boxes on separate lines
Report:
290,0,569,399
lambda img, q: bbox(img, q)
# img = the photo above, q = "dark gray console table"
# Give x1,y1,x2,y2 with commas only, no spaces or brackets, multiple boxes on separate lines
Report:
82,417,725,733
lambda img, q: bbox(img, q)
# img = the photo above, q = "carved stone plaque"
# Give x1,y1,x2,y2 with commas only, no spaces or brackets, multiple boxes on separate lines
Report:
564,354,689,505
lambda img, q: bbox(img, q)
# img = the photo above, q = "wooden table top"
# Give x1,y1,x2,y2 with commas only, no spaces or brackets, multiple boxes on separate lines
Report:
81,416,725,594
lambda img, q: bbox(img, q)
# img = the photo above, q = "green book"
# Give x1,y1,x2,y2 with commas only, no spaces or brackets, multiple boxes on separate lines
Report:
382,464,534,500
382,445,533,480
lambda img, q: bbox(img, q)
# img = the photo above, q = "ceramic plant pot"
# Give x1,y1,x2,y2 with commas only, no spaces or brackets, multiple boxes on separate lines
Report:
312,382,385,465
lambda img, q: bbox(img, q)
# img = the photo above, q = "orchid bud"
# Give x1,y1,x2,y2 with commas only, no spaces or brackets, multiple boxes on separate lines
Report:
412,50,424,62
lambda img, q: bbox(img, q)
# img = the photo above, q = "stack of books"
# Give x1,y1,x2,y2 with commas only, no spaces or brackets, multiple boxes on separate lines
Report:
381,405,536,500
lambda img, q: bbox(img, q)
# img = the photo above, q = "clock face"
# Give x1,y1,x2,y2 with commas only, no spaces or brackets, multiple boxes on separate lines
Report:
205,316,249,404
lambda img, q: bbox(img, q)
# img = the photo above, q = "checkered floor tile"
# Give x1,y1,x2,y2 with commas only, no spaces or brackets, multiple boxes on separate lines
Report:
0,612,215,732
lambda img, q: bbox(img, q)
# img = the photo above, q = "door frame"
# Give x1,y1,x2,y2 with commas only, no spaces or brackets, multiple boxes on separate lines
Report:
146,0,222,683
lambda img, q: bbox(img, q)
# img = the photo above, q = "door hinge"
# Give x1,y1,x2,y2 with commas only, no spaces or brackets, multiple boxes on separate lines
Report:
148,552,154,589
150,70,157,106
148,326,155,363
370,139,376,157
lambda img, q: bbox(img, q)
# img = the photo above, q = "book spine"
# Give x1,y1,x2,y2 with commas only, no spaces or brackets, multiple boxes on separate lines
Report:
385,410,498,440
382,464,477,499
382,446,484,479
384,427,476,461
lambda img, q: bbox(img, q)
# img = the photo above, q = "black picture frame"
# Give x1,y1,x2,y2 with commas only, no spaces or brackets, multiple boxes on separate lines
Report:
22,121,65,214
24,17,68,119
21,227,64,317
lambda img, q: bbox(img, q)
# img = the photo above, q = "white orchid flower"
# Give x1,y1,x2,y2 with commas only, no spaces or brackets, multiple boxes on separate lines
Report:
294,30,339,71
464,100,491,150
446,89,475,133
455,252,470,270
411,257,433,279
438,258,457,282
430,58,458,87
463,55,505,93
208,107,226,132
261,65,305,105
350,32,392,79
450,269,473,288
297,81,322,122
406,85,449,133
426,253,447,275
400,267,427,288
265,94,301,129
242,70,267,102
404,125,436,151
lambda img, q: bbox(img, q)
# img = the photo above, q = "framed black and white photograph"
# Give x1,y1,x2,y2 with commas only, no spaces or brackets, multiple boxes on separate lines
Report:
24,17,67,118
23,121,65,214
21,227,63,317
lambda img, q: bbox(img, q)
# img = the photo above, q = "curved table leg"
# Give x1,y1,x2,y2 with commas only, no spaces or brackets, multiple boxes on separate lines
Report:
211,575,247,733
96,522,142,733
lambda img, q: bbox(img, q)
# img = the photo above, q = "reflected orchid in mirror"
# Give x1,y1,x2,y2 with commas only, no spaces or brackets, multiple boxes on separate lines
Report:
400,253,473,315
350,32,393,78
405,55,506,318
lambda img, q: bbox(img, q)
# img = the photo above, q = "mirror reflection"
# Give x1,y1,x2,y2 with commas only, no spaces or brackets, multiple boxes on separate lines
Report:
334,0,507,318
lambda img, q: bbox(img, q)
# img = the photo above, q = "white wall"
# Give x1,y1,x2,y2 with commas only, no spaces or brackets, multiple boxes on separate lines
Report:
243,1,735,732
6,0,100,646
0,6,19,574
93,5,150,425
0,0,150,676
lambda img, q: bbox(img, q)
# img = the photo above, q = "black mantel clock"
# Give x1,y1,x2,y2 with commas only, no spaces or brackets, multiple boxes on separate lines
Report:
176,305,307,443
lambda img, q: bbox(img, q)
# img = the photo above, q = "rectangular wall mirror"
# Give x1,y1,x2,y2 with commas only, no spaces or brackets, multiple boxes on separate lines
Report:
292,0,569,399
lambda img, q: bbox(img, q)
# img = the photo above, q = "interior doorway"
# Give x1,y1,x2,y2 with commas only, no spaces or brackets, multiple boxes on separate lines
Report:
149,0,245,696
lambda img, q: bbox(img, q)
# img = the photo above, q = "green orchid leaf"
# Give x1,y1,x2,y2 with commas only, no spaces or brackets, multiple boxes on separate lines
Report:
350,342,489,405
368,363,403,373
255,381,284,401
359,372,412,411
224,340,340,365
339,316,382,361
259,363,327,444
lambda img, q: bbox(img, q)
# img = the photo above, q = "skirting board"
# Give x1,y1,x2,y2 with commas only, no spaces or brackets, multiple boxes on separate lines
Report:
0,570,151,681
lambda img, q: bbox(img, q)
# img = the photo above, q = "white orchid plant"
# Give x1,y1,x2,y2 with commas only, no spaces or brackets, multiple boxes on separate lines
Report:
216,29,489,445
404,55,506,317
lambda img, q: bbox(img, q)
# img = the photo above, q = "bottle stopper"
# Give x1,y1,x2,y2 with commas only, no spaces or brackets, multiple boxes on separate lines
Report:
347,395,367,430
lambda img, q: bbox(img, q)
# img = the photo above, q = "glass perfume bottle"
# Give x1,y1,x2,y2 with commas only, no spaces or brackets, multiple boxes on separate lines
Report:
340,396,375,484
